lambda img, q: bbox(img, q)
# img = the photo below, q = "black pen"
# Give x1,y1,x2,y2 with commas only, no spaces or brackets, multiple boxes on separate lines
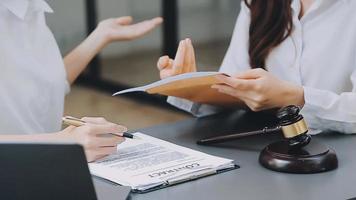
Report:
62,116,136,139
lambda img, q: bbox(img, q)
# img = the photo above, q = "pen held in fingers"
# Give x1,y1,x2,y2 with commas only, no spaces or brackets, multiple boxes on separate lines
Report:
109,132,135,139
62,116,137,139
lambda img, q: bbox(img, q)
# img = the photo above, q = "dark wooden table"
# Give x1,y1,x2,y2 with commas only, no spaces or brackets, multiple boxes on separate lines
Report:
95,110,356,200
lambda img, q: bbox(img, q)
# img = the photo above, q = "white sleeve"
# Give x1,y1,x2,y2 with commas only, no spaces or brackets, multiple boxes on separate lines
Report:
219,1,251,75
64,79,71,95
167,1,252,116
167,97,222,117
301,70,356,134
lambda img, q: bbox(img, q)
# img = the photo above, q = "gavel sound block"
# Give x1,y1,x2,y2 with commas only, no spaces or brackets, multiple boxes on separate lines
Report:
198,105,338,174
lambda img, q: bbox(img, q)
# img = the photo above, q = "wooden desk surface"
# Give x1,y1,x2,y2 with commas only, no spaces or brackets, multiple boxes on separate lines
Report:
95,110,356,200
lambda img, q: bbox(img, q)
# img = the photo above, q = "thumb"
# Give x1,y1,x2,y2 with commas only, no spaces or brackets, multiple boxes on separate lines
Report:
157,56,171,70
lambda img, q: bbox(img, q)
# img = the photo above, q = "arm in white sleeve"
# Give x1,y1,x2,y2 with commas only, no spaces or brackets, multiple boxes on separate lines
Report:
301,70,356,134
167,2,251,116
167,96,222,117
219,1,251,75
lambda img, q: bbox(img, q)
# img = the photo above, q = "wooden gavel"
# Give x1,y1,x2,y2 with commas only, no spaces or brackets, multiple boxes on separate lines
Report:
197,105,311,149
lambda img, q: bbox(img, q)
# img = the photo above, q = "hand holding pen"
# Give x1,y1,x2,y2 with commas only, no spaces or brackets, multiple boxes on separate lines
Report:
61,116,131,162
63,116,136,139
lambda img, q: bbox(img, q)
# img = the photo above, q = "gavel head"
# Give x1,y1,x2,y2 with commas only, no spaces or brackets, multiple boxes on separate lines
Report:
276,105,311,148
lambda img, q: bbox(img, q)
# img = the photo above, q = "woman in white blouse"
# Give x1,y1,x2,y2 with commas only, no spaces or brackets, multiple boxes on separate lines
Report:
157,0,356,134
0,0,162,161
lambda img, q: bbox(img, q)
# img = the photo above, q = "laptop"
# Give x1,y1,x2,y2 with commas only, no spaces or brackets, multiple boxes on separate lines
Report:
0,143,130,200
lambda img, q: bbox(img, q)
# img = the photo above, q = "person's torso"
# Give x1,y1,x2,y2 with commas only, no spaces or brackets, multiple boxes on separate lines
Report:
266,0,356,94
0,0,68,134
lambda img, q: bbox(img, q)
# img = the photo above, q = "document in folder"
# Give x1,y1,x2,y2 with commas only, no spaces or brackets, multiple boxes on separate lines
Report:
113,72,241,105
89,132,237,193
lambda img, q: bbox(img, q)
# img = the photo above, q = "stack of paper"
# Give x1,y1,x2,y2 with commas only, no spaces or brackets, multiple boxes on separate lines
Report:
89,132,236,192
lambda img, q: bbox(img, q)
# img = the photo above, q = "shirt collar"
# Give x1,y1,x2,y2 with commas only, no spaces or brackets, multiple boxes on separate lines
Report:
32,0,53,13
291,0,301,15
291,0,346,18
0,0,53,20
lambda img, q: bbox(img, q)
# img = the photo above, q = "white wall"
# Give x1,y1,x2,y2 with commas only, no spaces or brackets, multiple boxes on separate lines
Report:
45,0,240,58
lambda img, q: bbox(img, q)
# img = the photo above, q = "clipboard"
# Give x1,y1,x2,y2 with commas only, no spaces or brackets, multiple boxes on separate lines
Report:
89,132,239,194
132,163,240,194
94,164,240,194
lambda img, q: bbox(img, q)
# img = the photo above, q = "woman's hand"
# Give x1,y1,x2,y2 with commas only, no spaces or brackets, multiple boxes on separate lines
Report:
64,16,162,84
157,38,197,79
95,16,163,46
212,68,305,111
59,117,127,162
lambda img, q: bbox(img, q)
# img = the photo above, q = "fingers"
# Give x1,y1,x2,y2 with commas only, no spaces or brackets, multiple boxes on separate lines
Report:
215,75,255,90
184,38,197,72
86,123,128,135
129,17,163,38
211,84,259,109
96,135,125,147
173,40,187,74
87,136,126,162
81,117,107,124
157,55,175,79
86,147,118,162
81,117,128,133
117,16,162,27
211,84,253,104
211,84,246,98
96,146,118,156
157,38,195,79
157,56,171,70
168,58,174,68
235,68,266,79
212,84,237,95
150,17,164,26
116,16,133,25
174,38,196,73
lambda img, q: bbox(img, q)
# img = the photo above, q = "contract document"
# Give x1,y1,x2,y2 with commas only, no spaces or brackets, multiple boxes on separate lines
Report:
89,132,237,193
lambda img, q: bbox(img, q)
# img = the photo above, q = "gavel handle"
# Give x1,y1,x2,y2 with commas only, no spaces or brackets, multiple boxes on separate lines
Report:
197,126,281,145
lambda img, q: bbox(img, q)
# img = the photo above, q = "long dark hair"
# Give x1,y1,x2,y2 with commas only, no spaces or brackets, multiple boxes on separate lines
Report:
244,0,293,69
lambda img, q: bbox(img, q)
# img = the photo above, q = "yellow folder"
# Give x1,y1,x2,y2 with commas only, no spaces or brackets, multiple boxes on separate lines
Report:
114,72,242,106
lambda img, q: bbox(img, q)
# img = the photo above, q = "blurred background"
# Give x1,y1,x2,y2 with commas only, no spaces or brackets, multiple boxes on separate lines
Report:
46,0,241,130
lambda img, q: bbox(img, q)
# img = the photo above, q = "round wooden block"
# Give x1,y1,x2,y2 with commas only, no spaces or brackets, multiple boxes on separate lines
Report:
259,140,338,174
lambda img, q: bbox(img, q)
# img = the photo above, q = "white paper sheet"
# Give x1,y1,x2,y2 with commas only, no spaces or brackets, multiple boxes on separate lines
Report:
89,132,235,191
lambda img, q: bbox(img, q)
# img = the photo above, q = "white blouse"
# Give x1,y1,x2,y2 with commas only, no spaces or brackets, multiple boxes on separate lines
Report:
169,0,356,134
0,0,69,134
